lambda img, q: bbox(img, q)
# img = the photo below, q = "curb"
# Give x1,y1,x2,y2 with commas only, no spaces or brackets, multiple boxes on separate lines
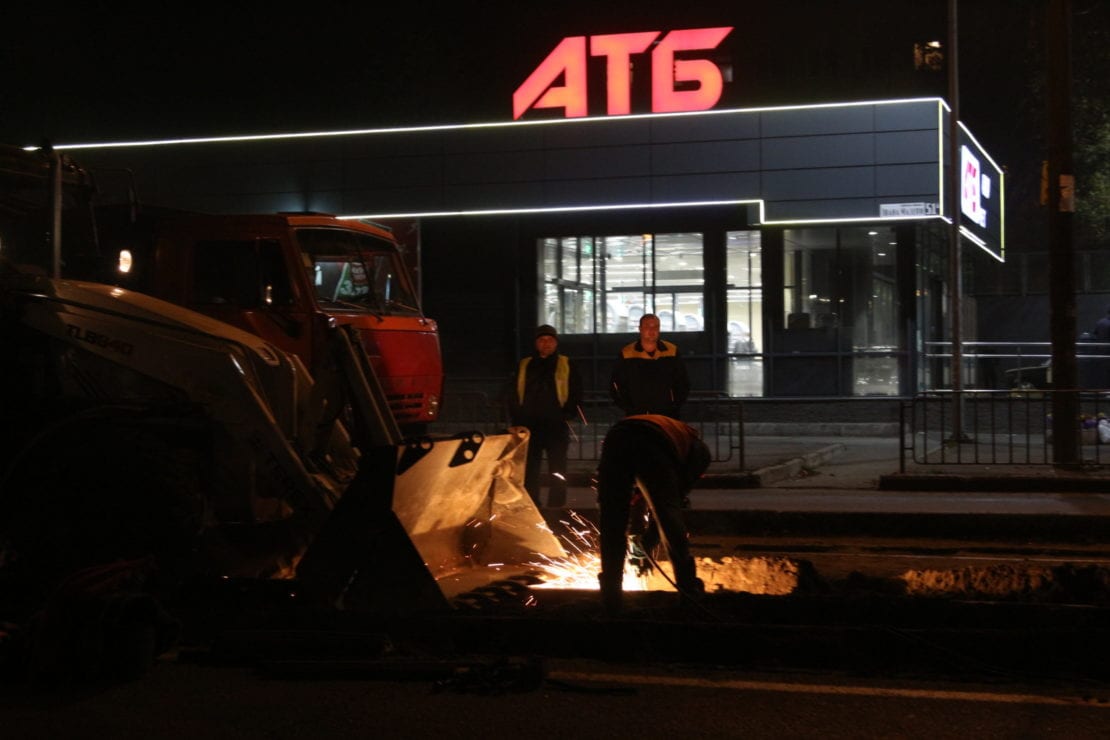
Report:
743,423,899,437
681,509,1110,540
879,473,1110,492
566,443,849,490
549,507,1110,542
748,442,846,486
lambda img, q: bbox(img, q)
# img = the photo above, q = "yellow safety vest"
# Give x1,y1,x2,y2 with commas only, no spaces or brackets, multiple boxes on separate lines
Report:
517,355,570,406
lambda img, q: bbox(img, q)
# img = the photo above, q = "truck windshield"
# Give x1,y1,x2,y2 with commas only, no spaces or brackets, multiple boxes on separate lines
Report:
296,228,422,315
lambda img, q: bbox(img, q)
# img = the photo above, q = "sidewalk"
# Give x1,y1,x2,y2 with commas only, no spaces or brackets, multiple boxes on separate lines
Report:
552,434,1110,544
566,433,1110,490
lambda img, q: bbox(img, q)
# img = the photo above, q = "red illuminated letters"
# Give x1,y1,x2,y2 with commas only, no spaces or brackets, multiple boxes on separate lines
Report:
590,32,658,116
513,27,733,120
651,27,732,113
513,36,590,119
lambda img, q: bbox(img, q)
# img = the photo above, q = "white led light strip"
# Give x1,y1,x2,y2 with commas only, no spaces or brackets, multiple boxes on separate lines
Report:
29,97,948,152
29,96,1000,258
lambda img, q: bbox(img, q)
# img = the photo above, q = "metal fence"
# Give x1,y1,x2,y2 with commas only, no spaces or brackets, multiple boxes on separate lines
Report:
923,340,1110,390
436,390,747,470
900,389,1110,471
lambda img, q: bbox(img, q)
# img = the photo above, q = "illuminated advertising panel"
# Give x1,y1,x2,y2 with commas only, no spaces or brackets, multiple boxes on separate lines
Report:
961,145,987,228
957,124,1004,262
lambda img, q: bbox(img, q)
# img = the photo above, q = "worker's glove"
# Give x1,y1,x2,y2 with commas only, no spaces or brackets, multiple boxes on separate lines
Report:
640,523,659,559
628,490,649,536
627,535,652,577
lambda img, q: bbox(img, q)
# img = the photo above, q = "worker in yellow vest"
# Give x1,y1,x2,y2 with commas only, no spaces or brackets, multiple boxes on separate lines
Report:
508,325,583,507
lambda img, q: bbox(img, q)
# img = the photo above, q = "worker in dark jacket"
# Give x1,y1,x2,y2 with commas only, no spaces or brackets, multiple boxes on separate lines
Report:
508,325,583,507
596,414,711,614
609,313,689,419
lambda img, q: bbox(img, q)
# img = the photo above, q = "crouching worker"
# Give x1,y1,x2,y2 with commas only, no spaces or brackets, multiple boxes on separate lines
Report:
596,414,711,614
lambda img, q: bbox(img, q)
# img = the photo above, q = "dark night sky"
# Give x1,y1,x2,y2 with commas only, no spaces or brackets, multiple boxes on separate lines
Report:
2,2,519,143
4,1,752,144
2,0,1104,199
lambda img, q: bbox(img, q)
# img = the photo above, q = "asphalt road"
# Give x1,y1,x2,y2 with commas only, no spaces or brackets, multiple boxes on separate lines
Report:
4,656,1109,739
4,434,1110,737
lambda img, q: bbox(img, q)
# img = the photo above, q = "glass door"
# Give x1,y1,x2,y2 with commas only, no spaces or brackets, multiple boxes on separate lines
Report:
725,230,763,396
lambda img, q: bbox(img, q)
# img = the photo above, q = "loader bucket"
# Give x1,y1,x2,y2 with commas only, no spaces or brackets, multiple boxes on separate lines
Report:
295,427,566,612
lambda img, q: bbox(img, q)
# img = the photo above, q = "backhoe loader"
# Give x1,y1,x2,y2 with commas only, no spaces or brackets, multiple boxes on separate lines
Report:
0,145,564,620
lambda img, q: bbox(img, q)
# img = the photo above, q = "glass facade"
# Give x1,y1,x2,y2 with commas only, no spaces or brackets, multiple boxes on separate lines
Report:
726,230,763,397
541,232,705,335
537,223,914,398
781,226,901,396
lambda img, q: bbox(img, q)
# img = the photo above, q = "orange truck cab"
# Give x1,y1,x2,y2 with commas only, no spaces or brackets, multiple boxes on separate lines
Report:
102,209,442,433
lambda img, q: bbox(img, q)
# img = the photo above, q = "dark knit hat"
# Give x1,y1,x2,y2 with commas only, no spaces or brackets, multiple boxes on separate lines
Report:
535,324,558,339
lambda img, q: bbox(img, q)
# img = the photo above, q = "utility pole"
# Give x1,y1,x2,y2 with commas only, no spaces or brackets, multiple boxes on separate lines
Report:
1047,0,1079,466
49,149,63,280
946,0,968,442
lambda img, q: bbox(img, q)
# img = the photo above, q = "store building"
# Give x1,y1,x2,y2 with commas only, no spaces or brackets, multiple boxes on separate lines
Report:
63,23,1004,411
71,97,1003,402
